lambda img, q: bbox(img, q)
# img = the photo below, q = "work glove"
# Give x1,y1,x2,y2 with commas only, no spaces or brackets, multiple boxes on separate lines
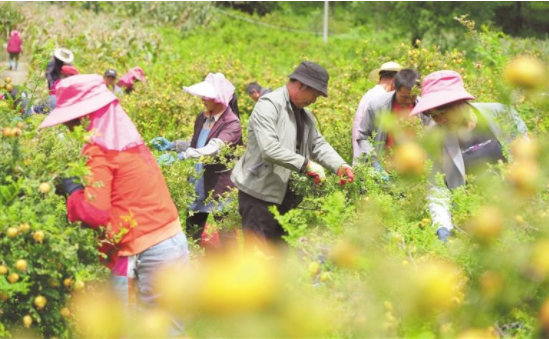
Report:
372,159,390,182
337,164,355,186
157,153,176,166
57,177,84,196
305,161,326,184
150,137,175,151
436,227,451,242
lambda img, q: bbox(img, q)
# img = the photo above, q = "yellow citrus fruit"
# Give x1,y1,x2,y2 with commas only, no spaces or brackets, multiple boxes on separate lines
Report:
412,260,464,313
60,307,71,318
308,262,321,277
33,230,45,243
74,280,86,291
34,295,47,310
532,239,549,279
8,272,19,283
511,137,539,161
4,77,12,84
6,227,18,238
469,206,504,244
5,84,13,92
506,160,540,196
15,259,28,272
0,265,8,275
329,239,360,269
23,315,32,328
63,278,73,288
504,56,547,89
18,223,30,233
392,142,426,176
38,183,51,194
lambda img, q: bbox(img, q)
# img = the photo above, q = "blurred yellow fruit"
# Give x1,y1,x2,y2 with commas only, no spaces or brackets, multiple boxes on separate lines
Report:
511,137,539,161
6,227,18,238
539,297,549,333
63,278,73,288
8,272,19,283
33,230,45,243
39,183,51,194
532,239,549,279
15,259,28,272
469,206,504,244
320,272,332,282
506,160,540,196
34,295,47,310
5,84,13,92
393,142,426,176
457,328,497,339
479,271,504,299
329,239,360,269
0,292,8,301
412,260,464,313
74,280,86,291
0,265,7,275
23,315,32,328
72,289,126,338
60,307,71,318
308,262,321,277
504,56,547,89
18,222,30,233
5,77,12,84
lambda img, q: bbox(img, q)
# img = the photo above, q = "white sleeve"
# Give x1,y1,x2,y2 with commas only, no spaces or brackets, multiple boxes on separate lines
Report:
427,184,454,231
183,138,225,159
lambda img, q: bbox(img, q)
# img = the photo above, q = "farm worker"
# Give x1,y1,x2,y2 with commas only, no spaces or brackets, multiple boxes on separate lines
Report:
409,70,528,242
231,61,355,244
45,65,80,111
38,74,189,334
7,29,22,71
356,68,431,179
103,69,123,95
152,73,242,245
117,66,147,94
246,82,273,102
45,48,74,90
352,61,403,164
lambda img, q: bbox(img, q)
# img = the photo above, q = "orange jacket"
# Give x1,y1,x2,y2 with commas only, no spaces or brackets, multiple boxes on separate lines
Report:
67,144,181,260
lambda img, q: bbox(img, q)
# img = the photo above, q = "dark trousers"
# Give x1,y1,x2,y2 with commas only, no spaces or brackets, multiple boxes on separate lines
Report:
238,189,303,243
186,212,238,250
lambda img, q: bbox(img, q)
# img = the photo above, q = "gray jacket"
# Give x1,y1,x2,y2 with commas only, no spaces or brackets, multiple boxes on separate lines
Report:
231,85,347,204
428,102,528,231
356,91,430,161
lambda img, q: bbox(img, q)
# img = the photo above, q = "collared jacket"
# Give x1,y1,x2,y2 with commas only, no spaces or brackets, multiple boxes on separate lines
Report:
428,102,528,231
356,91,430,161
231,85,348,204
177,107,242,199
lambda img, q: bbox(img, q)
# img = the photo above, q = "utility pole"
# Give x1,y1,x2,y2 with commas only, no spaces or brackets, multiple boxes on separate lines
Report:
323,1,329,43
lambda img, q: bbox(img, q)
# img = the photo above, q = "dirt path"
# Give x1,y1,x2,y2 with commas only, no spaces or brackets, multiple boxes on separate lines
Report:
1,53,29,85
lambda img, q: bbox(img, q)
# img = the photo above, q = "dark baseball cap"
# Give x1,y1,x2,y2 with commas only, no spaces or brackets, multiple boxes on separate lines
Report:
288,61,329,97
104,69,117,78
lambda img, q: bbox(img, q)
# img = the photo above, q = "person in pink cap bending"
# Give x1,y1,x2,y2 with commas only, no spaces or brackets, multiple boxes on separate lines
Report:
117,66,147,94
39,74,189,334
409,70,528,242
151,73,242,246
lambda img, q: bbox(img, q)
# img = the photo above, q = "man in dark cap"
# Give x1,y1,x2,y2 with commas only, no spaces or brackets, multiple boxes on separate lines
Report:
231,61,355,244
246,82,272,102
103,69,123,95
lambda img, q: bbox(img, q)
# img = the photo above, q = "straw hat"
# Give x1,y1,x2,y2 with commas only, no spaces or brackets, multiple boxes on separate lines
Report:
368,61,403,83
53,48,74,63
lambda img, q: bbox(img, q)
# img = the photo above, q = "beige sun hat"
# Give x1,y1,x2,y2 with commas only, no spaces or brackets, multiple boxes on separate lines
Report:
54,48,74,64
368,61,403,83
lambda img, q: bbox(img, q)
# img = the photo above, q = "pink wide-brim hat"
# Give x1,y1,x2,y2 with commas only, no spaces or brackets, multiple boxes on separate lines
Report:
130,67,146,83
39,74,117,129
410,70,476,116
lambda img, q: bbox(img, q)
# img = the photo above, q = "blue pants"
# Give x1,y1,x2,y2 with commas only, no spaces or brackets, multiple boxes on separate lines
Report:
110,231,189,336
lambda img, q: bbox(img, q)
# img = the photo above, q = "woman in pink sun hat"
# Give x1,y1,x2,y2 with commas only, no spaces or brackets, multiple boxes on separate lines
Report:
39,74,188,335
117,66,147,94
410,70,528,242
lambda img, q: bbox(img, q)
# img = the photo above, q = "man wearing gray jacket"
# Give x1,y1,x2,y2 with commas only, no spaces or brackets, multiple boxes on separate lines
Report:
231,61,355,243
